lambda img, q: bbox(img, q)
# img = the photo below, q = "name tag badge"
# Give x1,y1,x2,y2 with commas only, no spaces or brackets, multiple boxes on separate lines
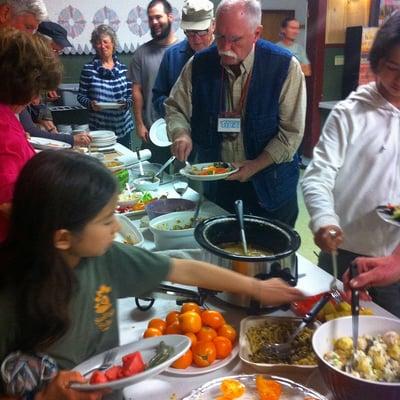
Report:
218,117,241,133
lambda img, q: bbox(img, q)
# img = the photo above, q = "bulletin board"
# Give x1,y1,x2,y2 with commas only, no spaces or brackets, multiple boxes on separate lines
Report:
46,1,185,55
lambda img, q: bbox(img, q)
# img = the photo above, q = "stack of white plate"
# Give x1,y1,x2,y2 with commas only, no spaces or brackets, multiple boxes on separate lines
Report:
89,130,117,150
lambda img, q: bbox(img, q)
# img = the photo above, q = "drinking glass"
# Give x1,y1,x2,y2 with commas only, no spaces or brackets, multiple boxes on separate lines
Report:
173,174,189,197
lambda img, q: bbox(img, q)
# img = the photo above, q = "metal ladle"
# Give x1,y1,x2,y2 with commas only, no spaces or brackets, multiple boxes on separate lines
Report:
234,199,248,255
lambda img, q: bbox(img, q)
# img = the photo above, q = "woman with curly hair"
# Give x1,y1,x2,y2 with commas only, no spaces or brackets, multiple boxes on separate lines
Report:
0,27,63,242
78,24,134,148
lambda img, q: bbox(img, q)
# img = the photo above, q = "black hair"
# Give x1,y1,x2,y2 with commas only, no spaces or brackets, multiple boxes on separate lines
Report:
147,0,172,15
281,17,298,29
0,150,118,351
370,12,400,74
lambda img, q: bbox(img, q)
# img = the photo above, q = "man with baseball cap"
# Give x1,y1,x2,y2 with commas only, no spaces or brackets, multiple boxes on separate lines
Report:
37,20,72,54
152,0,214,118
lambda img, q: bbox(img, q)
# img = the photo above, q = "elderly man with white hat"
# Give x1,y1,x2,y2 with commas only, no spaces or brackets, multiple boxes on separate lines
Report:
152,0,215,118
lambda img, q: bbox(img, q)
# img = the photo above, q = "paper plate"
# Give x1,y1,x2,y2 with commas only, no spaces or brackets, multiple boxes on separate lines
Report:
96,102,123,110
180,162,238,181
71,335,191,391
376,205,400,227
90,130,116,139
28,137,71,150
149,118,172,147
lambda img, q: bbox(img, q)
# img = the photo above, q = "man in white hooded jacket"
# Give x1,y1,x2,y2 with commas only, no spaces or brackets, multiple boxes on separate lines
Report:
302,13,400,317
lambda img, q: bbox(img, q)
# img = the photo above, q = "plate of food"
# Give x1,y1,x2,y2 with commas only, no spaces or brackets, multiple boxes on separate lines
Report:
28,137,71,150
182,373,327,400
71,335,191,391
166,344,239,376
376,204,400,227
114,214,144,247
116,191,158,217
180,162,238,181
239,316,318,372
96,102,124,110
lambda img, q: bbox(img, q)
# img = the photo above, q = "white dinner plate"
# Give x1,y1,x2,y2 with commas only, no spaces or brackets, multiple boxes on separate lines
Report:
179,162,238,181
90,130,116,139
28,137,71,150
376,205,400,227
166,343,239,376
96,102,124,110
90,145,116,152
71,335,191,391
182,373,327,400
149,118,172,147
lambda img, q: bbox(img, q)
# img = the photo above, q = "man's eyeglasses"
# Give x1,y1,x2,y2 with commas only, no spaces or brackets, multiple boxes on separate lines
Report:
184,29,209,38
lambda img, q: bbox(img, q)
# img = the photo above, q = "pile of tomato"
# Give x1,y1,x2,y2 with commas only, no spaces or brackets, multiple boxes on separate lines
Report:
142,302,237,369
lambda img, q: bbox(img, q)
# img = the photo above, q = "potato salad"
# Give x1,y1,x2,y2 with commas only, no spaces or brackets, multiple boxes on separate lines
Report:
324,331,400,382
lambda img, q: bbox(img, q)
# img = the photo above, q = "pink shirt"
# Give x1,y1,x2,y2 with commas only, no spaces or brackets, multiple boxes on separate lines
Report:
0,103,35,241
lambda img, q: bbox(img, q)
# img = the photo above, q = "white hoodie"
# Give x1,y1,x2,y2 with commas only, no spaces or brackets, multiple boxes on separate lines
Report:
302,82,400,257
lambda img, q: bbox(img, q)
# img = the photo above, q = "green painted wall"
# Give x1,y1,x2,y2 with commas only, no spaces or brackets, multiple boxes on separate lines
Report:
322,46,344,101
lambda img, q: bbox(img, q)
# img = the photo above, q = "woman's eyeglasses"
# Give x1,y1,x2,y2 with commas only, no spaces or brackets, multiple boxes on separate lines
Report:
184,29,209,38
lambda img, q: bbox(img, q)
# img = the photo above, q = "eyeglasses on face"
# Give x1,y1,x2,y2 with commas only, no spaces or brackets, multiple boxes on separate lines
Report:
184,29,209,37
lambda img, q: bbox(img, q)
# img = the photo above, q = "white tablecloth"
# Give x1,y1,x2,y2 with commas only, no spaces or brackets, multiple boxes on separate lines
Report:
117,252,395,400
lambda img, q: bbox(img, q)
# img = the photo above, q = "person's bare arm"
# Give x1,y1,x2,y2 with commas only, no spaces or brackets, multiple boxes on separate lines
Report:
167,258,304,306
132,83,148,142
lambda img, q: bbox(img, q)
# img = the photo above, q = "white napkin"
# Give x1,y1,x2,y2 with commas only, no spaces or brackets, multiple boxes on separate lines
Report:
116,149,151,166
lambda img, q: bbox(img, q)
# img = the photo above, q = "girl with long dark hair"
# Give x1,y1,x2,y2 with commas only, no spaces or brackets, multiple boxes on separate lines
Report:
0,150,303,399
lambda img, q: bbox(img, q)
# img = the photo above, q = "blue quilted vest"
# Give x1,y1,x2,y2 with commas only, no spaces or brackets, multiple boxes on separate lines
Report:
191,40,300,211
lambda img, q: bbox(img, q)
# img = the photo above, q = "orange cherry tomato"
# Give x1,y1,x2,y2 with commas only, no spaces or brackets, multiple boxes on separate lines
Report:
256,375,282,400
192,341,216,367
165,320,181,334
179,311,202,334
185,332,198,348
165,311,180,325
147,318,167,334
196,326,217,342
171,349,193,369
217,323,237,343
143,327,162,338
181,302,202,315
213,336,233,359
201,310,225,329
220,379,246,398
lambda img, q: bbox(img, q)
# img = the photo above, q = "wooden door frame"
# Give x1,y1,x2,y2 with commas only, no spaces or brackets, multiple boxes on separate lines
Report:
303,0,328,158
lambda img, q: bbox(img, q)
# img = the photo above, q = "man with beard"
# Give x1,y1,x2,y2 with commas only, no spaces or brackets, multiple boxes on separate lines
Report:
165,0,306,227
128,0,177,162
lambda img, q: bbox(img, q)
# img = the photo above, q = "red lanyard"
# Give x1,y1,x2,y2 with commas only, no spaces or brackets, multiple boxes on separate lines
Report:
219,66,253,115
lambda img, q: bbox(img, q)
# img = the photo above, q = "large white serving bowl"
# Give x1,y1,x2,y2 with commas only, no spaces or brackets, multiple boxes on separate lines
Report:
312,315,400,400
149,211,212,250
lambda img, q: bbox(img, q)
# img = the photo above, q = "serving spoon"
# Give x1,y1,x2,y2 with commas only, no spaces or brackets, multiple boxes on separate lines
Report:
234,199,248,255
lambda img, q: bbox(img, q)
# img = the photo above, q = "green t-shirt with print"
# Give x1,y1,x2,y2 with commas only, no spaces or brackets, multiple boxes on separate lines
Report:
0,242,170,372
